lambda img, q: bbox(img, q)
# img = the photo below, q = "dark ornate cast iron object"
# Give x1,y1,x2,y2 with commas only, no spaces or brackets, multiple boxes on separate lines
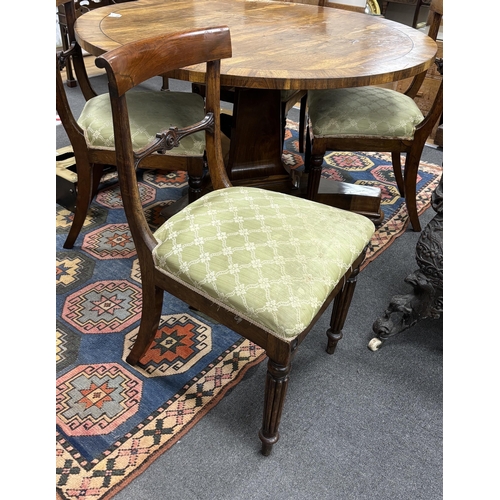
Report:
369,175,443,351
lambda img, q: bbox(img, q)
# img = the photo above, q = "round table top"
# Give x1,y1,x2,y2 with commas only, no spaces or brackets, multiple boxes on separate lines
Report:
75,0,437,90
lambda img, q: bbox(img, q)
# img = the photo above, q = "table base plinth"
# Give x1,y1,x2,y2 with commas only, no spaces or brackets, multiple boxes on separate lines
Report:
313,177,384,225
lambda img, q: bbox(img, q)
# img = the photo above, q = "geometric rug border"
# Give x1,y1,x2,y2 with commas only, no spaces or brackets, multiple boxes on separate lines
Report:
106,350,266,500
56,336,248,469
56,339,266,500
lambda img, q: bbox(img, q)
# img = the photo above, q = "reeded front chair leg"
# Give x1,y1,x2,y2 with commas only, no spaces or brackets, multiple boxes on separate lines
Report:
259,358,291,456
126,285,164,365
326,260,363,354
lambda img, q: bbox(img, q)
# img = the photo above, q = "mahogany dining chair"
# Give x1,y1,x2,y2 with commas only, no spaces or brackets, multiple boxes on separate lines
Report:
56,0,211,248
304,0,443,232
96,25,375,455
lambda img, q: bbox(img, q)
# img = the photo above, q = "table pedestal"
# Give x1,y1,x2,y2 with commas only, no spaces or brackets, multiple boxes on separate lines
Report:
368,176,443,351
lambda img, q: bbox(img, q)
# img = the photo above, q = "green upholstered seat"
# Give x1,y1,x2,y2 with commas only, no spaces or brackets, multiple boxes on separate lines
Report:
153,187,375,340
307,87,424,140
77,91,206,157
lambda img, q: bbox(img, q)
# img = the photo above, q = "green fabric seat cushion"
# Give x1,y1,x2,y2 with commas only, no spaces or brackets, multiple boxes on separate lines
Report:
307,87,424,140
77,91,206,157
153,187,375,340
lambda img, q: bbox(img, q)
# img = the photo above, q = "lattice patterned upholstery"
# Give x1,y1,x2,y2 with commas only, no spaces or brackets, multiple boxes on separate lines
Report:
307,87,424,140
153,187,375,340
77,91,206,156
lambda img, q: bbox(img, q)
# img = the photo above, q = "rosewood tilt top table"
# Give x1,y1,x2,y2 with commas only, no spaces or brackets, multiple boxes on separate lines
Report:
74,0,438,219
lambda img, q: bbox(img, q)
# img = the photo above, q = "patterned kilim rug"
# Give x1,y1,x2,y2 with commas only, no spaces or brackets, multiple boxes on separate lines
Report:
56,120,442,500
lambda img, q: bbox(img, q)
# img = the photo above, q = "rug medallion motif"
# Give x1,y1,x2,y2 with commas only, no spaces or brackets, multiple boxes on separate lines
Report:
123,313,213,377
56,362,143,436
83,224,136,260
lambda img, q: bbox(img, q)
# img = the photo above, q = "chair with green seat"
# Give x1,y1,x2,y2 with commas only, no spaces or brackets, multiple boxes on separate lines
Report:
281,0,376,153
304,0,443,232
96,25,375,455
304,76,443,231
305,76,443,231
56,0,210,249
